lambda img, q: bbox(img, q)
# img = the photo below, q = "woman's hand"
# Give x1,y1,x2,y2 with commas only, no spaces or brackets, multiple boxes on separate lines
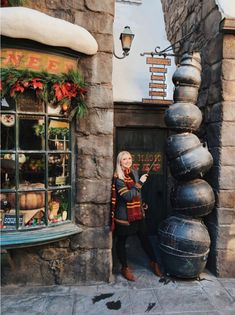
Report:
140,173,148,183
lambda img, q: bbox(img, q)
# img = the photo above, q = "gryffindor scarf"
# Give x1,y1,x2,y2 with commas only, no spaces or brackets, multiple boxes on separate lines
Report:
111,169,143,231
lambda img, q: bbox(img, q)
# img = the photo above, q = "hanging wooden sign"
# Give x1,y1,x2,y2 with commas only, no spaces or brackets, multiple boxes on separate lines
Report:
143,56,172,105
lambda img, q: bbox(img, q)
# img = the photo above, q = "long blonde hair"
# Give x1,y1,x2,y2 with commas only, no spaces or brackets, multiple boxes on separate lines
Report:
115,151,132,180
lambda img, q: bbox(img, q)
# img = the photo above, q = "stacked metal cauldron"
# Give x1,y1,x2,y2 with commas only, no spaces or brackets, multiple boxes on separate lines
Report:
159,52,215,278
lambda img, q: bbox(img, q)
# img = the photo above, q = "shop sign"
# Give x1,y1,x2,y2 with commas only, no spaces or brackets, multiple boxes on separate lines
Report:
3,214,24,228
1,48,78,73
131,152,162,175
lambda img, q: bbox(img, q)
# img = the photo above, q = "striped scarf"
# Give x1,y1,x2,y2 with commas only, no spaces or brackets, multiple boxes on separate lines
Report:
111,170,143,231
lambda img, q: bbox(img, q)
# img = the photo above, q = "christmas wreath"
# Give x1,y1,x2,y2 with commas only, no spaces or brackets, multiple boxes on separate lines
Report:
0,68,88,119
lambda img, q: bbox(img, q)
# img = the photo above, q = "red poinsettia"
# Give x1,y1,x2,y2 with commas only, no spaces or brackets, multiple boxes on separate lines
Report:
10,81,25,97
53,82,86,102
10,78,44,97
0,80,2,91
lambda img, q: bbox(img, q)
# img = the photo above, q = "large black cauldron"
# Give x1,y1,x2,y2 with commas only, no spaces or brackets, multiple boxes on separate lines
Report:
158,216,211,278
166,133,200,160
170,179,215,217
168,145,213,180
164,102,202,132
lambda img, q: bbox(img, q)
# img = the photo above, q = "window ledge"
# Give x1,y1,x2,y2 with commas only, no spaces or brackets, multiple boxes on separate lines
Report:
0,222,82,249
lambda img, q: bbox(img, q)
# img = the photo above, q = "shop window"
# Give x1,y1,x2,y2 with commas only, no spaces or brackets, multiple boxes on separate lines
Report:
0,96,72,232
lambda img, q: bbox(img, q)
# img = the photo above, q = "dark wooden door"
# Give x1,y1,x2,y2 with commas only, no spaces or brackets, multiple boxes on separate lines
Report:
116,127,168,235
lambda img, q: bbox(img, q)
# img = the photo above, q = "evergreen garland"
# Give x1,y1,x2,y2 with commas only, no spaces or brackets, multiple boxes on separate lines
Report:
0,68,88,119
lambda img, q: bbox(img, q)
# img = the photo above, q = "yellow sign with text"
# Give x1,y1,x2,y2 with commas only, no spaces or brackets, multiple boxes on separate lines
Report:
1,48,78,73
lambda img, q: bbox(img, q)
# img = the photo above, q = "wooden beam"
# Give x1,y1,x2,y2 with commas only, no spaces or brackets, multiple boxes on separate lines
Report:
149,91,166,97
149,67,167,73
142,98,173,105
149,83,167,89
151,75,165,81
146,57,171,65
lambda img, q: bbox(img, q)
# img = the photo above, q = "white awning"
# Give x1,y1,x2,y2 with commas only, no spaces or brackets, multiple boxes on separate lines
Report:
0,7,98,55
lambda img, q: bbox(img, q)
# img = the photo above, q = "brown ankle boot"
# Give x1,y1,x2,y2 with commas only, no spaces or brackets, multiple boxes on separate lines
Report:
150,261,163,277
121,266,135,281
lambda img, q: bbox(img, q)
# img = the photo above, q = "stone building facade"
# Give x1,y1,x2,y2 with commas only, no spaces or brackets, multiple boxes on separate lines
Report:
1,0,234,286
161,0,235,277
1,0,115,285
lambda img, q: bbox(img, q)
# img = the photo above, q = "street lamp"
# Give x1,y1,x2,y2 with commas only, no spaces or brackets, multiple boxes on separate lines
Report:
113,26,135,59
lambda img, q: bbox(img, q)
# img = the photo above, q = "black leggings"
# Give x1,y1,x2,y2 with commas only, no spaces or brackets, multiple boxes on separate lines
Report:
116,230,156,267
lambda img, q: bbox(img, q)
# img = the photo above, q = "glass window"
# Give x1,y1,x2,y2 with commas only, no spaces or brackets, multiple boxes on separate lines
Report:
0,95,72,230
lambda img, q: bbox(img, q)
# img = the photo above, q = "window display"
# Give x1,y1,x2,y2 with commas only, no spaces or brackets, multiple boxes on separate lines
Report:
0,96,72,230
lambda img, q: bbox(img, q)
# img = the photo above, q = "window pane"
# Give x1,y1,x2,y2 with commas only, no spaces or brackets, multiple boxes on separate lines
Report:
48,153,70,186
19,116,45,151
20,153,45,186
48,119,69,151
1,114,15,150
0,192,16,230
1,153,16,189
48,189,69,223
1,96,15,111
16,91,44,113
18,189,46,228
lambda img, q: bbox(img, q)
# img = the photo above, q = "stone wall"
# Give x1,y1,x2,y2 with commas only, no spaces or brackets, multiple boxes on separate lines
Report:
161,0,235,277
2,0,115,285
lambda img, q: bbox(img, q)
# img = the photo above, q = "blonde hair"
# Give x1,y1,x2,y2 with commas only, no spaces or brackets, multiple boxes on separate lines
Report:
115,151,132,180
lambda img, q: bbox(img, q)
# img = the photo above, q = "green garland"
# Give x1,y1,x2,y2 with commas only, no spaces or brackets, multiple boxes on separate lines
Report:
1,67,88,119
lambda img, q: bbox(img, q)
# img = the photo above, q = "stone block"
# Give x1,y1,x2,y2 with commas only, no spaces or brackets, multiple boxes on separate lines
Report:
62,248,112,284
76,108,113,135
75,203,110,227
77,155,113,179
76,134,113,157
221,122,235,146
217,225,235,250
222,59,235,81
223,101,235,121
217,190,235,208
217,208,235,225
219,166,235,189
95,33,113,53
76,178,111,203
1,248,54,285
197,89,208,108
201,0,217,20
203,9,222,40
222,80,235,101
223,35,235,59
71,226,111,249
217,249,235,277
85,0,114,15
211,61,222,83
86,84,113,109
206,122,221,148
205,103,222,123
208,82,222,105
204,33,223,66
75,11,113,34
200,66,211,89
221,147,235,166
66,0,85,10
39,247,69,260
79,53,113,84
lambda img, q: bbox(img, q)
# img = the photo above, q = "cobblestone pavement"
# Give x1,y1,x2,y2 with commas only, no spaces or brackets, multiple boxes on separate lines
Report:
1,267,235,315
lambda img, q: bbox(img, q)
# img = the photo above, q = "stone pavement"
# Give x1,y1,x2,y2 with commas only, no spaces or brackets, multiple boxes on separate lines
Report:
1,266,235,315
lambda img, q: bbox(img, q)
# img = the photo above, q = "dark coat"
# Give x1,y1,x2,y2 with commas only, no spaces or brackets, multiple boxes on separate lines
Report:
114,169,142,225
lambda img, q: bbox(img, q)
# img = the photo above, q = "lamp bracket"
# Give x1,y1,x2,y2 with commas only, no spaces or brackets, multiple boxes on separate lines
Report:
140,24,200,58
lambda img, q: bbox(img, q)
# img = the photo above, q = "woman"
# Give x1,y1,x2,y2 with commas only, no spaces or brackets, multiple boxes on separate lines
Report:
111,151,162,281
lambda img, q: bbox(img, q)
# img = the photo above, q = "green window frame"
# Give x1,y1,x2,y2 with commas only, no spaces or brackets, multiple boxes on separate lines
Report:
0,95,81,248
